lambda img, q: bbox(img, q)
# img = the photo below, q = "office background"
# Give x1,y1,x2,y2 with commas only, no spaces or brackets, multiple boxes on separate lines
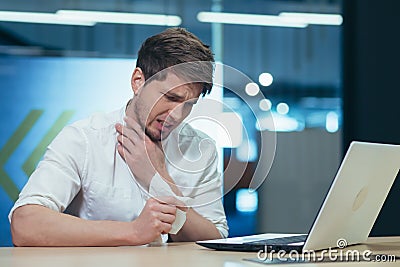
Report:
0,0,399,246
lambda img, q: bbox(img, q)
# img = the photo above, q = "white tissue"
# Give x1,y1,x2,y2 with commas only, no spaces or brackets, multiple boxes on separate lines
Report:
170,208,186,234
148,173,191,244
148,234,167,246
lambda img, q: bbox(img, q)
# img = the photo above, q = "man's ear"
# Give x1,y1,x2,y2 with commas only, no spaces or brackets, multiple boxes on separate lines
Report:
131,67,145,95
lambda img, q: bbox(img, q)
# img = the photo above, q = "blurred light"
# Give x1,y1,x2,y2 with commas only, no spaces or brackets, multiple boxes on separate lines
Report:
305,112,328,128
299,97,342,109
255,115,275,131
236,189,258,213
187,113,242,149
259,99,272,111
236,139,258,162
326,111,339,133
279,12,343,26
216,112,243,148
258,73,274,87
197,12,308,28
245,82,260,96
0,11,95,26
276,102,289,115
57,10,182,26
256,113,304,132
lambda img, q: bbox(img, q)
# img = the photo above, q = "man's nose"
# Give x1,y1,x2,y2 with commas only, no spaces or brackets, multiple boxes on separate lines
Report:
168,103,188,123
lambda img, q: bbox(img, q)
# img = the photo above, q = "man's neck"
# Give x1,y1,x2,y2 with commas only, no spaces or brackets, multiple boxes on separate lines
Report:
125,98,139,122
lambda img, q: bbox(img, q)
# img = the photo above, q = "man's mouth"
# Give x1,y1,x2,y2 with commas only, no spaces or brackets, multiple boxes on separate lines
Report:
156,119,173,131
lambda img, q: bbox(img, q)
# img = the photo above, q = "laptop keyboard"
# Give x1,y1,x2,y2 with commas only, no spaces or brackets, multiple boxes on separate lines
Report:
248,234,308,245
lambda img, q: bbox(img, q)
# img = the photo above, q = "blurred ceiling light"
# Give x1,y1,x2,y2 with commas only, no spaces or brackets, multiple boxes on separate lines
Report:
256,114,303,132
236,139,258,162
326,111,339,133
197,12,307,28
245,82,260,96
258,72,274,86
0,11,95,26
279,12,343,26
277,102,289,115
57,10,181,26
259,99,272,111
236,188,258,212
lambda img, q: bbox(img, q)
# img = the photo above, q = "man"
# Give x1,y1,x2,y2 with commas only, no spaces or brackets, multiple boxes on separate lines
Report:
9,28,228,246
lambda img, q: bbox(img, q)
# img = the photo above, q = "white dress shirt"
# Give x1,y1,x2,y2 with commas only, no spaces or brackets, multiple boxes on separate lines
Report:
9,106,228,241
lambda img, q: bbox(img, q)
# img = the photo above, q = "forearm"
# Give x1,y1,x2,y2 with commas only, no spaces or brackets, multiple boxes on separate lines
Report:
11,204,139,247
170,208,221,242
152,173,223,241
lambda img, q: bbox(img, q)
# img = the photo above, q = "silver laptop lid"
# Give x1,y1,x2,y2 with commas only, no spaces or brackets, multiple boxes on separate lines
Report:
304,141,400,251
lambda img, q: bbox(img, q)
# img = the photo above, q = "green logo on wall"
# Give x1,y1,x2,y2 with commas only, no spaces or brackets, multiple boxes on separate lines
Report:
0,110,74,201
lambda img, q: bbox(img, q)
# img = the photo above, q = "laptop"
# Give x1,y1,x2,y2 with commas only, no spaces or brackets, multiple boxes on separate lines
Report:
197,141,400,252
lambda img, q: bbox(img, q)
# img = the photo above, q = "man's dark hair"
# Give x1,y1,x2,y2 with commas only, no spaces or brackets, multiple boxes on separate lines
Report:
136,27,215,96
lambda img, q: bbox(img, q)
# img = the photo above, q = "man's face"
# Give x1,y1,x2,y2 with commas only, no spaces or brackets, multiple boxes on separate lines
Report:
133,72,202,142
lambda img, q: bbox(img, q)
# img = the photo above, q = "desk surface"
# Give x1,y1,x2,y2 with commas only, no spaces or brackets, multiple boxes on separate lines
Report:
1,237,400,267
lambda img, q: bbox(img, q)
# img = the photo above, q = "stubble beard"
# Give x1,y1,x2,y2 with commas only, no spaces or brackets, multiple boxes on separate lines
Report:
133,100,161,143
145,128,161,142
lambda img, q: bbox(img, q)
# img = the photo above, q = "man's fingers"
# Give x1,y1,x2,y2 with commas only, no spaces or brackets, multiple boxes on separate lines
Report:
149,198,177,214
157,196,186,207
123,116,145,139
158,212,176,224
115,123,129,138
159,202,177,215
117,143,126,160
115,123,145,152
117,134,134,153
116,119,161,150
160,222,173,234
156,196,188,212
116,123,140,142
117,142,136,163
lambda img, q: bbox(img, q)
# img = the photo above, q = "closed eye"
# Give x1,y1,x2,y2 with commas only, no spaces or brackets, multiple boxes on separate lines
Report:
163,92,198,107
164,93,182,102
185,100,198,107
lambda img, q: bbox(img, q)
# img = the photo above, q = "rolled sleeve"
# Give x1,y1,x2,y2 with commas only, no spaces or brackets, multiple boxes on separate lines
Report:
149,169,229,238
148,147,229,238
9,125,87,222
191,161,229,238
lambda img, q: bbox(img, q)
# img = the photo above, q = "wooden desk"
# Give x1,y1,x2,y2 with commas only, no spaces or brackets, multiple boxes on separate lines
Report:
1,237,400,267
